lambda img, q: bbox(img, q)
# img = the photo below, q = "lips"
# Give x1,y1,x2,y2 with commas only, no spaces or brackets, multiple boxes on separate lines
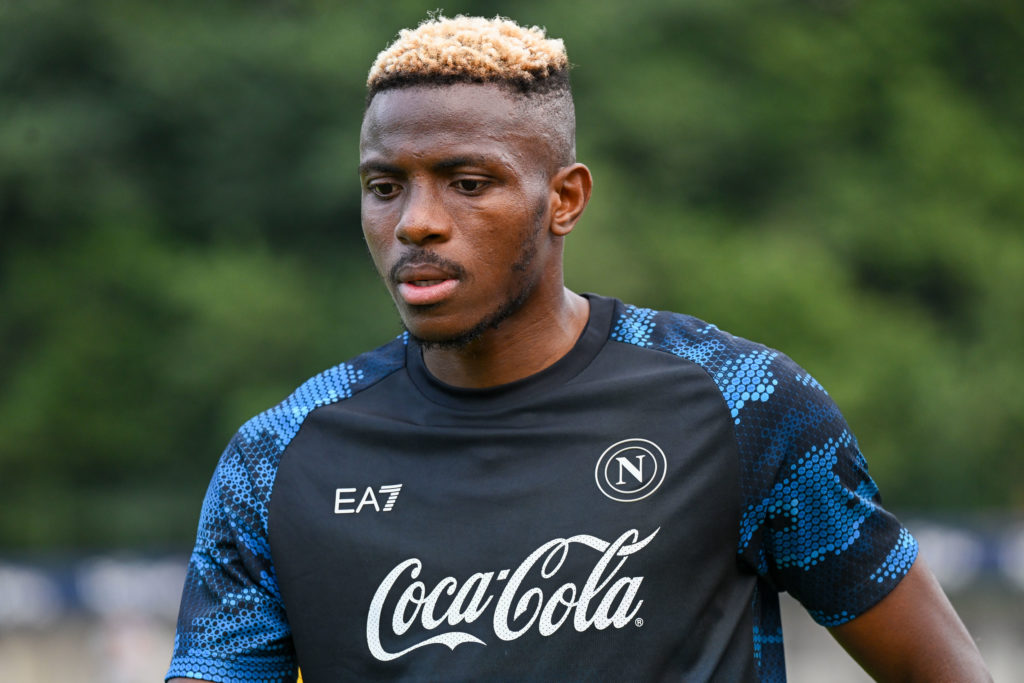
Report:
394,263,461,306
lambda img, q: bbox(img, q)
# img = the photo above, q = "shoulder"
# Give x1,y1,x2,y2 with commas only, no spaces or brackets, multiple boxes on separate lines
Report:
203,334,408,528
610,301,809,418
608,299,852,503
234,334,408,452
609,300,917,623
615,301,845,457
612,301,775,367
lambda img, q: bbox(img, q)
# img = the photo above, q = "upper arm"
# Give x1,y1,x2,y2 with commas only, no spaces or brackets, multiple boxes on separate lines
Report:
166,434,297,682
737,353,918,624
828,556,991,682
728,350,986,678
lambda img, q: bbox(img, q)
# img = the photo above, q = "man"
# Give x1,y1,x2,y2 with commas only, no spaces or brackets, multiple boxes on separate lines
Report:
168,15,990,682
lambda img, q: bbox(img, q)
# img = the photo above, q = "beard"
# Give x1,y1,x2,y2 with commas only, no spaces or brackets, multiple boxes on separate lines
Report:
407,203,546,351
412,274,534,350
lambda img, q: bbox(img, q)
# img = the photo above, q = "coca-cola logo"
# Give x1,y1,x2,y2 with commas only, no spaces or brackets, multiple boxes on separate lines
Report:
366,527,660,661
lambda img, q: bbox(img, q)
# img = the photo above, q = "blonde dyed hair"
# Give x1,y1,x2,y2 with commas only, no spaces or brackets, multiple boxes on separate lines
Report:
367,15,569,94
365,15,577,167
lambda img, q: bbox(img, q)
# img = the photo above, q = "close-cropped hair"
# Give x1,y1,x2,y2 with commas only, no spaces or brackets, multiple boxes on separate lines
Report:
366,14,577,167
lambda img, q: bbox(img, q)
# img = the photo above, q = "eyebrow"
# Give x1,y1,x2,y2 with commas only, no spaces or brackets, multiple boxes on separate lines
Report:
358,155,504,177
358,161,403,177
432,156,492,171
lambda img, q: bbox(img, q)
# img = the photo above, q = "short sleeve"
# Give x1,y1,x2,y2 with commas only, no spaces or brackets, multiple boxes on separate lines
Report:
165,346,402,681
735,352,918,627
166,433,298,683
613,303,919,628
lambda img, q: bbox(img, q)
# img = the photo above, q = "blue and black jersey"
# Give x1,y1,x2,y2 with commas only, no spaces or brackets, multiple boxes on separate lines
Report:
168,294,915,682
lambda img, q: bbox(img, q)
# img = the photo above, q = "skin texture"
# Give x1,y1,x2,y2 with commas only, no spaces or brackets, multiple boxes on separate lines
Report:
359,83,592,388
168,82,991,683
829,557,992,682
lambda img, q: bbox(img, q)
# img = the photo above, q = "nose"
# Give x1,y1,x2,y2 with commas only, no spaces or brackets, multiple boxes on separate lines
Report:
395,185,451,246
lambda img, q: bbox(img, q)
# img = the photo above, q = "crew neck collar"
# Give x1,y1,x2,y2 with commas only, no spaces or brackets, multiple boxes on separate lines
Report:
405,293,616,411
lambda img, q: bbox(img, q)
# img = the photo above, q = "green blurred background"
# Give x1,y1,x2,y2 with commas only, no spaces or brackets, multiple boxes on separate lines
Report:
1,0,1022,554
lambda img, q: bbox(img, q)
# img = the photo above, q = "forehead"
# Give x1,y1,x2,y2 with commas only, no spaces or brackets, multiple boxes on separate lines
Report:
360,83,546,168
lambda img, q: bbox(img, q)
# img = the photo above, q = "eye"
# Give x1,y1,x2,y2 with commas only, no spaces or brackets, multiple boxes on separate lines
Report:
369,182,399,199
453,178,487,194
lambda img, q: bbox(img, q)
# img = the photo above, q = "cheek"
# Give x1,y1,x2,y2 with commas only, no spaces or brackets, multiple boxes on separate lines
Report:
361,221,393,274
361,203,393,245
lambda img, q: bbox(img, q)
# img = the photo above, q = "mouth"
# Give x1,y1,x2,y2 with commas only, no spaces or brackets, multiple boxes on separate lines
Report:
397,279,459,306
393,261,463,307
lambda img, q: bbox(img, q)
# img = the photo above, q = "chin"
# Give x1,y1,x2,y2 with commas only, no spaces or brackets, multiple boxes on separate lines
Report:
401,284,533,351
404,321,484,351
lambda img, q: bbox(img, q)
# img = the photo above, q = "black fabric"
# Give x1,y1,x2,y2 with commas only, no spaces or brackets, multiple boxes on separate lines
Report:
269,296,757,681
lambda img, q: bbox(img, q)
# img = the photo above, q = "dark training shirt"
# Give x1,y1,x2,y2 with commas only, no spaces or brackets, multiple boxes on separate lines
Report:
168,294,916,682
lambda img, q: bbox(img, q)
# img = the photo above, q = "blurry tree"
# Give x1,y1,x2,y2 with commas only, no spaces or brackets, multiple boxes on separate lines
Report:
0,0,1021,550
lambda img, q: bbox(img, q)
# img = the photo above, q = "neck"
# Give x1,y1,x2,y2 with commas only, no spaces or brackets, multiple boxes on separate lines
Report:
421,288,590,388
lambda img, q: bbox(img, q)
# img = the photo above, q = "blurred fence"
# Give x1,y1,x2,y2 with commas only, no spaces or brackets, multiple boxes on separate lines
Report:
1,517,1022,682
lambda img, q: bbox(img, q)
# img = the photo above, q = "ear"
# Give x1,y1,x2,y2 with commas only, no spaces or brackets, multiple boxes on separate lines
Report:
548,163,593,237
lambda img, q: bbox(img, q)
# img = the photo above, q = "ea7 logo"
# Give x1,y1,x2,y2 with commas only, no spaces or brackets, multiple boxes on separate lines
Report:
335,484,402,514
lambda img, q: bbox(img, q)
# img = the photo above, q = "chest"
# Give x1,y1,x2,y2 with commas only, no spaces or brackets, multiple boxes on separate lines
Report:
268,358,754,680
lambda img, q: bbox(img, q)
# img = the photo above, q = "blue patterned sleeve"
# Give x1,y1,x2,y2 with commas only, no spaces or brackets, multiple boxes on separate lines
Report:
166,432,297,683
615,303,918,627
166,345,405,681
735,352,918,627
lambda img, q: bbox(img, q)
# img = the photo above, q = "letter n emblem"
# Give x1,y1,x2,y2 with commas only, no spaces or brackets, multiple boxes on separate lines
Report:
595,439,667,503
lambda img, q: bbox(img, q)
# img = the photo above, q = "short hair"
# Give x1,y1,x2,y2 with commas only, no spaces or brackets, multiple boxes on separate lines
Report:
366,15,577,166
